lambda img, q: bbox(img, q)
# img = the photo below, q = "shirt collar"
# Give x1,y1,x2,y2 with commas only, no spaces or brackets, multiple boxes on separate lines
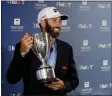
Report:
52,41,57,50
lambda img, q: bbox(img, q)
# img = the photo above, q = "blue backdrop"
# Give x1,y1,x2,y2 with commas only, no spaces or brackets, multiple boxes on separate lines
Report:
1,1,112,96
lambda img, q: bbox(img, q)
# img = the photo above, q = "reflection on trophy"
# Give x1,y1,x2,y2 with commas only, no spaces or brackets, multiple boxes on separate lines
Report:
31,32,57,83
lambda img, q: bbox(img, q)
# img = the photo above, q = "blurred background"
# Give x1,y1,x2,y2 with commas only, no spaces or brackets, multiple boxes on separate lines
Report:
1,1,112,96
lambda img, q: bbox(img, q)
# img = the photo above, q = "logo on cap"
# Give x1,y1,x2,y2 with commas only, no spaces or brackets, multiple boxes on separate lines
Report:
53,9,58,12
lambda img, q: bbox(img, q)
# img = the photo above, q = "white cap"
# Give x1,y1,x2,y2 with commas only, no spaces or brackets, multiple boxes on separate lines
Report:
37,7,68,24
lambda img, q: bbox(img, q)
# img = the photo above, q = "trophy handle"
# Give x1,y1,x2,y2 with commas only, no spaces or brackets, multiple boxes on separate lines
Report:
31,34,42,60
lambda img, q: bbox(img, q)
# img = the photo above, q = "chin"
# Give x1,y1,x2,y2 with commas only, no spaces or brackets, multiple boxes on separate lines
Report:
50,31,60,38
51,34,59,38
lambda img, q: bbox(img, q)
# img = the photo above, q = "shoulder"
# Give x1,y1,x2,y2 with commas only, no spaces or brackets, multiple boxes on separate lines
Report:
56,39,72,49
14,42,21,51
15,42,20,47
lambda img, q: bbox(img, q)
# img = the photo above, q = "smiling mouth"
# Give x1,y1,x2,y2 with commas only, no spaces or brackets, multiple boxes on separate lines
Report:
54,28,59,32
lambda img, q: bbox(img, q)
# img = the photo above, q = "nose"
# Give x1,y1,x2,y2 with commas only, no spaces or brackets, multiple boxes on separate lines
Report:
56,20,61,27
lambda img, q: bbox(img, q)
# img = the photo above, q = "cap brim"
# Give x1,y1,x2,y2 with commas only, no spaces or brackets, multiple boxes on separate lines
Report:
61,15,68,20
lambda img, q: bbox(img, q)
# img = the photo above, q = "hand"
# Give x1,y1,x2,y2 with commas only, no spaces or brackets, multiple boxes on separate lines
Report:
20,33,33,57
45,79,65,91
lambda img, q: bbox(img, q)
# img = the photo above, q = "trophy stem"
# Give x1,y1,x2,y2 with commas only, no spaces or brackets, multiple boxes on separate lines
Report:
31,48,42,61
31,48,47,67
45,32,49,61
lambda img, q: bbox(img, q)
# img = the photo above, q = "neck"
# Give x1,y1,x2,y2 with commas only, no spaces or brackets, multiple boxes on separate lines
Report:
50,38,56,48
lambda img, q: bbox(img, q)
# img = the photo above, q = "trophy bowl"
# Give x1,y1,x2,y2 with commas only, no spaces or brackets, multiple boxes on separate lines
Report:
32,32,58,83
36,66,57,84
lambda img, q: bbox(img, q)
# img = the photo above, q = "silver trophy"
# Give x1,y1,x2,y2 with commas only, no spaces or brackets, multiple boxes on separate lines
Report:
31,32,57,83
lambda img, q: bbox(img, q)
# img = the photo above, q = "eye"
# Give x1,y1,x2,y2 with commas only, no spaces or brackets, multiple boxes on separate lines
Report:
50,18,61,23
52,18,57,22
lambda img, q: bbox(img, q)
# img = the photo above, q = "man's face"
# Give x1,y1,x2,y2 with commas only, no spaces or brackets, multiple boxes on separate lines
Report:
45,17,62,38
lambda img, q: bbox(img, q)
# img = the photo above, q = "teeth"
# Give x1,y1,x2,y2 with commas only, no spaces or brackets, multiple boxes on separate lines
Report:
54,28,59,31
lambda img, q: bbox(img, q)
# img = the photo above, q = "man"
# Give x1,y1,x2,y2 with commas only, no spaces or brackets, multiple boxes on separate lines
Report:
7,7,79,96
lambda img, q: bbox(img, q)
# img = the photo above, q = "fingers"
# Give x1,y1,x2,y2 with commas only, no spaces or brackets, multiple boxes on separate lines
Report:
24,41,33,49
47,86,58,90
47,84,59,90
20,33,33,56
47,84,59,88
21,33,32,41
21,33,33,50
44,81,60,89
21,33,29,41
21,33,33,45
24,37,33,44
52,82,59,85
51,79,62,85
44,79,64,91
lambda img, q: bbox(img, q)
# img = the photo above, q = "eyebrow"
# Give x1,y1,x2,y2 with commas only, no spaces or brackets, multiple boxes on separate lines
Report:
50,18,61,20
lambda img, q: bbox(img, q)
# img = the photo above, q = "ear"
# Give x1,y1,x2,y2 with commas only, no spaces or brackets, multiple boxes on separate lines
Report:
40,20,46,32
40,20,46,28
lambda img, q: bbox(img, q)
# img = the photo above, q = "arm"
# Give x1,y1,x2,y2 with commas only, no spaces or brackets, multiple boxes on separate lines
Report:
45,45,79,93
6,43,25,84
7,33,33,84
62,45,79,93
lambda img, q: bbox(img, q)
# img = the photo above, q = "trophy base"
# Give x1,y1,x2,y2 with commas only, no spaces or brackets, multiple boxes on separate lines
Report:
39,78,59,84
